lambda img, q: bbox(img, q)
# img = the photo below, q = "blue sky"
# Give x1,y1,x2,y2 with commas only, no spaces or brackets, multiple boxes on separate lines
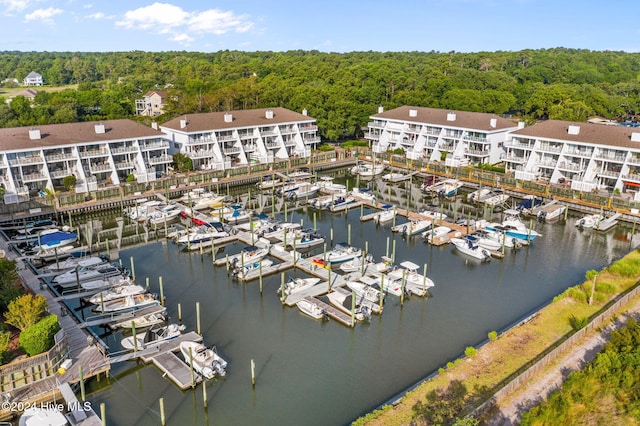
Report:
1,0,638,53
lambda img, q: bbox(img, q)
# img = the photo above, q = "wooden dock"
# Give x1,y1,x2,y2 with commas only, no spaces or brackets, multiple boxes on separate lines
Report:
305,296,355,327
78,304,166,328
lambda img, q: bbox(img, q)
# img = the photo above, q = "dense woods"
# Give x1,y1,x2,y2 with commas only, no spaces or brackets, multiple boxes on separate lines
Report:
2,49,640,139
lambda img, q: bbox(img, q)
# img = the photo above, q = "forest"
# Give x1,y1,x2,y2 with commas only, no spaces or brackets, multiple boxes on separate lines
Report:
1,48,640,140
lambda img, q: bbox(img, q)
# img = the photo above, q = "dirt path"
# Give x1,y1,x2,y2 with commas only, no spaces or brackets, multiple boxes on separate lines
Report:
484,306,639,425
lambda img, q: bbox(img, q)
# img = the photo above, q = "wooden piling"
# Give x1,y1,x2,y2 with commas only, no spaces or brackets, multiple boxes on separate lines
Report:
196,301,201,335
160,398,166,426
159,276,164,307
251,359,256,387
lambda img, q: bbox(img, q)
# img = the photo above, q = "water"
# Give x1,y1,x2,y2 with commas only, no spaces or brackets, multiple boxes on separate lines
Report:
78,178,640,425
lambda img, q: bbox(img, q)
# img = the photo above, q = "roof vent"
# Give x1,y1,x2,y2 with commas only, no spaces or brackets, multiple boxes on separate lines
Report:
490,118,497,128
302,108,308,116
151,121,158,130
447,112,456,121
265,110,274,119
224,113,233,123
631,132,640,142
94,123,105,134
568,125,580,135
409,108,418,117
378,105,384,114
517,121,525,129
180,118,187,129
28,128,41,140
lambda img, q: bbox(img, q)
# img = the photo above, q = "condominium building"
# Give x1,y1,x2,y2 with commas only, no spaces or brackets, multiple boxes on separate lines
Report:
365,106,518,166
160,107,320,171
0,119,171,203
504,120,640,199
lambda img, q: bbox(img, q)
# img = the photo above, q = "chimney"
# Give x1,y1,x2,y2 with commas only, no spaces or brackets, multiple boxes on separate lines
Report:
28,128,41,140
568,125,580,135
224,113,233,123
409,108,418,118
180,117,187,129
447,112,456,121
265,110,274,119
632,132,640,142
151,121,158,130
94,123,105,134
302,109,308,116
490,118,497,128
517,121,525,129
378,105,384,114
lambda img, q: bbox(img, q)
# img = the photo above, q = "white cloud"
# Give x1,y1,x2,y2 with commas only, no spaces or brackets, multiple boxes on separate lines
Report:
24,7,63,24
116,2,254,46
86,11,113,20
1,0,31,14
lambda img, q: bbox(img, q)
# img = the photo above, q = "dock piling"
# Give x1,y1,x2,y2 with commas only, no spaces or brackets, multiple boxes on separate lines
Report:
160,398,166,426
159,276,164,306
251,359,256,387
196,301,201,335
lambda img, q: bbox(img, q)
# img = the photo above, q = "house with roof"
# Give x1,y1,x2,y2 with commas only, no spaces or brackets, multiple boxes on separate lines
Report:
504,120,640,199
23,71,43,86
365,106,518,166
159,107,320,171
135,90,168,116
0,120,172,203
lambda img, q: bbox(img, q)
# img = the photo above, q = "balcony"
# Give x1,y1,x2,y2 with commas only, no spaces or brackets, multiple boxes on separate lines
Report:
216,134,236,143
502,154,526,163
594,152,626,162
564,148,593,158
91,163,112,173
622,174,640,183
597,169,620,179
299,125,318,132
304,136,321,144
223,146,242,155
365,132,380,140
22,172,47,182
265,141,281,149
261,130,278,137
557,162,582,172
462,135,488,143
283,139,297,147
148,155,172,165
506,141,535,150
538,144,563,153
465,149,490,157
115,162,135,170
79,150,108,159
139,141,169,151
8,156,44,165
188,136,214,144
45,153,76,162
50,169,71,178
243,144,257,153
367,121,385,129
110,146,138,155
279,126,296,134
425,128,441,136
186,150,216,159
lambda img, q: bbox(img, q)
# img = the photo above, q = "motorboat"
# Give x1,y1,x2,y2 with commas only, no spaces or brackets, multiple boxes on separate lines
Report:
121,323,185,350
226,245,270,267
350,187,376,204
482,190,510,208
382,171,412,183
474,228,522,249
180,341,227,379
28,244,89,263
467,187,492,203
283,230,325,250
316,176,347,195
420,175,442,193
93,293,159,313
385,260,434,296
286,182,320,199
110,310,167,330
296,298,326,320
350,162,385,178
222,206,252,224
328,195,357,212
392,219,432,236
30,229,78,251
345,280,383,304
516,195,544,214
146,204,183,225
179,190,225,211
326,290,371,321
486,209,541,241
576,213,604,229
314,243,362,265
339,255,368,273
259,222,302,242
436,179,463,198
45,254,108,274
232,259,274,278
418,208,448,222
373,206,396,224
278,277,321,296
88,284,146,304
421,226,452,243
466,232,502,251
19,406,68,426
360,274,403,297
81,275,135,292
309,194,339,209
52,262,125,287
277,180,310,196
176,222,229,245
450,237,492,261
126,199,163,221
256,175,282,190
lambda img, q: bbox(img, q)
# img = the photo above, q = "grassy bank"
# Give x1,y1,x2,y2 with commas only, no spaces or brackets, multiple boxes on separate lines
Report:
356,249,640,425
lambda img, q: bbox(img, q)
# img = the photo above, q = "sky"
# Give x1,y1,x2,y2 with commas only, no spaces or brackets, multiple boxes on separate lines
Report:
0,0,638,53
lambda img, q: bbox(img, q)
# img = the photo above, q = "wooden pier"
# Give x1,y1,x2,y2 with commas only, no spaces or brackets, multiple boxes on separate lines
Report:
304,296,355,327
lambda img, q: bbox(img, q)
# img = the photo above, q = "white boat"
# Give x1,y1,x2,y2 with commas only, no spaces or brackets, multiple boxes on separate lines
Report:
278,277,321,296
361,274,404,297
436,179,463,198
126,199,163,221
328,195,357,211
232,258,274,278
450,237,492,261
286,168,313,181
474,228,522,249
418,208,448,222
256,175,282,190
283,230,325,250
45,255,107,274
30,229,78,251
277,180,309,196
222,206,252,224
382,172,411,183
576,213,604,229
386,261,434,296
486,209,542,241
286,182,320,199
81,275,135,292
350,162,385,177
259,222,302,242
180,190,225,211
317,176,347,195
350,187,376,204
373,206,396,224
467,187,492,203
88,284,146,304
176,222,229,245
420,175,442,193
121,323,185,350
530,199,566,221
314,243,362,265
326,290,371,321
93,293,159,313
339,255,369,273
19,407,68,426
52,262,124,287
146,204,183,225
296,298,326,320
180,341,227,379
110,310,167,330
421,226,452,243
345,280,383,304
482,190,510,208
226,245,270,267
29,245,89,263
466,233,502,251
392,219,432,236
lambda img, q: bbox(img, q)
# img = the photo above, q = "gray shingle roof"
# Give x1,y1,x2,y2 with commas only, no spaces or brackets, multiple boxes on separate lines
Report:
372,106,517,131
511,120,640,149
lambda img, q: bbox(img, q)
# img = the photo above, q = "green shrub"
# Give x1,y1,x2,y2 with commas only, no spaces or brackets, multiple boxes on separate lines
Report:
569,314,589,331
488,331,498,341
317,144,335,152
20,314,60,356
596,281,616,294
340,140,368,148
0,330,11,363
566,286,588,303
608,258,640,277
62,175,76,191
438,367,446,374
446,361,455,369
464,346,477,357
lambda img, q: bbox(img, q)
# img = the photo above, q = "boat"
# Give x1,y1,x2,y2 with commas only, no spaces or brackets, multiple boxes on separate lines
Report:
180,341,227,379
88,284,146,304
286,182,320,199
93,293,159,313
28,244,89,263
121,323,185,350
418,208,448,222
420,175,442,193
179,190,225,211
350,162,385,178
575,213,604,229
467,187,492,203
316,176,347,195
226,245,270,267
486,209,541,241
176,222,229,245
232,258,274,278
126,199,163,221
450,237,492,261
286,168,313,181
474,228,522,249
466,232,503,251
436,179,463,198
339,254,373,273
350,187,376,204
283,230,325,250
81,275,135,292
392,219,432,236
276,180,309,196
373,205,396,224
421,226,452,243
259,222,302,242
110,310,167,330
534,201,566,222
385,260,434,296
146,203,183,225
30,229,78,251
278,277,321,296
52,262,125,287
222,206,252,224
594,212,620,231
345,280,383,304
328,195,357,212
256,175,281,190
326,290,371,321
19,407,68,426
296,298,326,320
45,254,108,274
382,172,411,183
314,243,362,265
482,190,510,208
516,195,543,214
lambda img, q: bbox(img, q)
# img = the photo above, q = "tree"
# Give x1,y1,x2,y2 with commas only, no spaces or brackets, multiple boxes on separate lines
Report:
5,294,47,331
62,175,76,192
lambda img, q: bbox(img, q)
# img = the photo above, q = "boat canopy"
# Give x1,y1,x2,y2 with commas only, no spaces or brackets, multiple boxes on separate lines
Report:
399,260,420,271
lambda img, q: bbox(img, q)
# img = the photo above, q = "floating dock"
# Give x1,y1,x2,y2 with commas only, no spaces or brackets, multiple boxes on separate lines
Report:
304,296,355,327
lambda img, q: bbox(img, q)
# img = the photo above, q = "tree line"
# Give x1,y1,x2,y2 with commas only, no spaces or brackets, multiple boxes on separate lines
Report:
1,48,640,140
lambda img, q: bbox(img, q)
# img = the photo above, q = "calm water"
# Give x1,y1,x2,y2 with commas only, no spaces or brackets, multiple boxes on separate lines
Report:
75,177,639,426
